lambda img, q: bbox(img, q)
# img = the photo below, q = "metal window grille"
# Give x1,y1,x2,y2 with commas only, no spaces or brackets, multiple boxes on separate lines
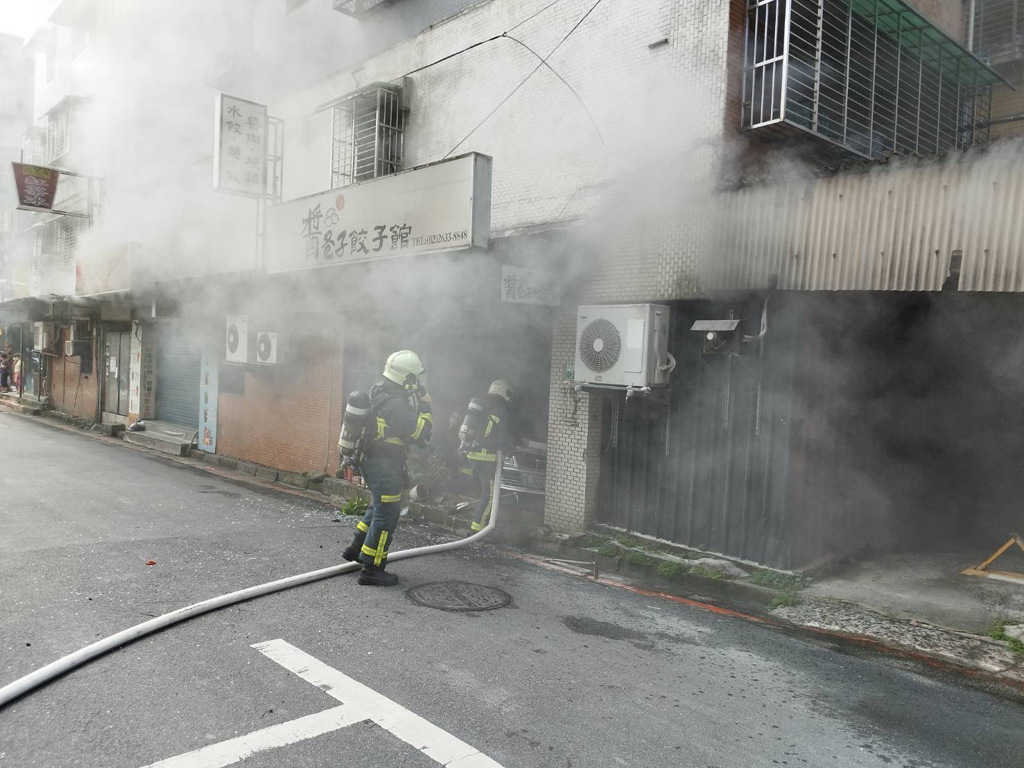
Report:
332,0,392,17
331,84,405,187
973,0,1024,65
46,102,73,164
743,0,999,161
22,128,45,165
55,218,78,267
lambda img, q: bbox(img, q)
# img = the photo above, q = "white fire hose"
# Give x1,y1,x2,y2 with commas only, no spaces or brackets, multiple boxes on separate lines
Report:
0,454,503,710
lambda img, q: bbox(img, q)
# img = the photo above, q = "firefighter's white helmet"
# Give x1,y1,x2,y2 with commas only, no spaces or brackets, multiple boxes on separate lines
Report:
488,379,513,403
383,350,425,389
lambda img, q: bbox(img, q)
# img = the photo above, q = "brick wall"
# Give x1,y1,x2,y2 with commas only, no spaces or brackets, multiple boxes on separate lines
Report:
913,0,965,42
216,325,345,475
49,332,100,421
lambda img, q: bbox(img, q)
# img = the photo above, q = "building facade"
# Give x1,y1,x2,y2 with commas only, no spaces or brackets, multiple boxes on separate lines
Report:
5,0,1024,570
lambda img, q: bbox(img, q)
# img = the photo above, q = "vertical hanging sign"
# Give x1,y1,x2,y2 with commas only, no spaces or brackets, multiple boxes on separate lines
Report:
199,351,219,453
213,94,267,197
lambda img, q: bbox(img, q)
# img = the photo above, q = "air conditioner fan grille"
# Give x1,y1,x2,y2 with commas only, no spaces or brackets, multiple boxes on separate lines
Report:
257,333,273,361
579,318,621,373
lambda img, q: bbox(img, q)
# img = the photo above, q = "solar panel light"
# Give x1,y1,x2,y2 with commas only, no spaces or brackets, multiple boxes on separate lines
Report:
690,319,741,355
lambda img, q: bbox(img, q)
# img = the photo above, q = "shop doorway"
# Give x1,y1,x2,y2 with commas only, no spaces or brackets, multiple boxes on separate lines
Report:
103,326,131,423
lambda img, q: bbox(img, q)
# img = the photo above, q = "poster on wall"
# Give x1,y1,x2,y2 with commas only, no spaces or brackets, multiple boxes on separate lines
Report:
198,351,219,453
500,265,560,306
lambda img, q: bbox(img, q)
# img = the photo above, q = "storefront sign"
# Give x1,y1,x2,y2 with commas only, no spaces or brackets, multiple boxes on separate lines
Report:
213,94,267,198
265,153,491,273
11,162,59,212
198,351,219,453
500,266,560,306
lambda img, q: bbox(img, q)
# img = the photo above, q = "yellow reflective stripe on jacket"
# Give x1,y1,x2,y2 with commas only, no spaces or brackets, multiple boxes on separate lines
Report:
356,521,369,533
381,493,402,503
411,411,433,440
467,450,496,462
361,531,389,566
374,416,406,446
483,414,498,438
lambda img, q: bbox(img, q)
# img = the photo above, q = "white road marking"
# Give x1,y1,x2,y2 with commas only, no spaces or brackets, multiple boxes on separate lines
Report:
139,639,505,768
254,638,505,767
140,705,363,768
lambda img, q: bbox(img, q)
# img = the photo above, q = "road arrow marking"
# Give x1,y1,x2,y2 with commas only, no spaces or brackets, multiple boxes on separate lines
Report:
254,638,504,767
141,705,363,768
140,638,504,768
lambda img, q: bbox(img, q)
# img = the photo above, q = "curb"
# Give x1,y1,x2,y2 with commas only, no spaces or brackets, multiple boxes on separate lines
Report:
514,543,1024,696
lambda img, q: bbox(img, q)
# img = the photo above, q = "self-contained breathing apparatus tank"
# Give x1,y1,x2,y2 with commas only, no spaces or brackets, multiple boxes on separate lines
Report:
338,390,372,465
458,396,488,454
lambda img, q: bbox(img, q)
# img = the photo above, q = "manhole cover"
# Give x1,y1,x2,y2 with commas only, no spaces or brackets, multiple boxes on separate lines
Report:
406,581,512,612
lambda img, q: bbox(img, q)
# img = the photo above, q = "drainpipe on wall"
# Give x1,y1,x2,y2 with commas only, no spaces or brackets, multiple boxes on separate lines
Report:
967,0,976,52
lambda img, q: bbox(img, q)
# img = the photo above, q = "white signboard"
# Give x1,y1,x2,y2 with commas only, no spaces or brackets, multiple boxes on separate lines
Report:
265,153,491,273
213,94,267,197
501,265,560,306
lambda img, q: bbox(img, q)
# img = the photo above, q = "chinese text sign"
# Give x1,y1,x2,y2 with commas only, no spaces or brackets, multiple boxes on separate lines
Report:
213,94,267,198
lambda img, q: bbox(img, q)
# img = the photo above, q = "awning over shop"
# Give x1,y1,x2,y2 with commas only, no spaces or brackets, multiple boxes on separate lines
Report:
0,297,50,325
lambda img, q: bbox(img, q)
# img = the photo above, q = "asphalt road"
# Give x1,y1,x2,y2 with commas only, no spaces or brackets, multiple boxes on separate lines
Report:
1,412,1023,768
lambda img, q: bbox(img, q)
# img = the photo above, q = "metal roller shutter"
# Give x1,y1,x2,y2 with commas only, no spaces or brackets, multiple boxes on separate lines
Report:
153,323,201,428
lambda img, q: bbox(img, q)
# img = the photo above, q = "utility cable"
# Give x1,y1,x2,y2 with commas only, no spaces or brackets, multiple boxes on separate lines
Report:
502,33,604,144
443,0,607,159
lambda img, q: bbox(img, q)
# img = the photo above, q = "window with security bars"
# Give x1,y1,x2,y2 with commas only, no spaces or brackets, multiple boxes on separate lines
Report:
743,0,999,161
55,218,79,267
972,0,1024,65
22,128,45,165
331,84,405,187
46,101,73,164
332,0,392,17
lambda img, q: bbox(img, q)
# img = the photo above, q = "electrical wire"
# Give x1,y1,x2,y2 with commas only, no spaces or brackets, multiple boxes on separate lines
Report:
443,0,607,159
506,0,565,33
501,33,604,145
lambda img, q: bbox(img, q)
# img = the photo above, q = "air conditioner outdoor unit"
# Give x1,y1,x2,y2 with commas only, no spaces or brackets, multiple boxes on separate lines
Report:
68,321,90,342
254,331,278,365
574,304,671,388
226,315,248,363
33,322,54,350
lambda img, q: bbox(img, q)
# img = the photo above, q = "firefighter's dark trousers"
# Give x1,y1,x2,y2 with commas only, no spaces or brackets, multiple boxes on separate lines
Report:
356,457,405,568
469,456,496,532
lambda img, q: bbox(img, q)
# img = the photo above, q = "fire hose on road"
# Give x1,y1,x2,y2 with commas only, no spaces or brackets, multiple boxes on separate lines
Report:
0,454,503,710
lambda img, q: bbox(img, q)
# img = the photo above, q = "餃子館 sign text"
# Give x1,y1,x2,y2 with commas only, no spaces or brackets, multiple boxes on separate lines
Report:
265,153,491,273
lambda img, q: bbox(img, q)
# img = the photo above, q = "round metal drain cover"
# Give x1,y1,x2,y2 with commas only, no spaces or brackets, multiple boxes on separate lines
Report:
406,581,512,612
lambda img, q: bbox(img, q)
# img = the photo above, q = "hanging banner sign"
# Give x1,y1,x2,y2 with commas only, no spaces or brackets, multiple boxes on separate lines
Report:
265,153,492,273
500,265,560,306
12,162,59,212
213,94,268,198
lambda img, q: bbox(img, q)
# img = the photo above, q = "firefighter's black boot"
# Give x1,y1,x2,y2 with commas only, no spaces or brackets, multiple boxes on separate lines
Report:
342,532,366,563
358,565,399,587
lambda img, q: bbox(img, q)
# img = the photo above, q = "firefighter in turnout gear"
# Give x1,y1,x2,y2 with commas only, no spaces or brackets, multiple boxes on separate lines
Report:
461,380,514,532
340,350,433,586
